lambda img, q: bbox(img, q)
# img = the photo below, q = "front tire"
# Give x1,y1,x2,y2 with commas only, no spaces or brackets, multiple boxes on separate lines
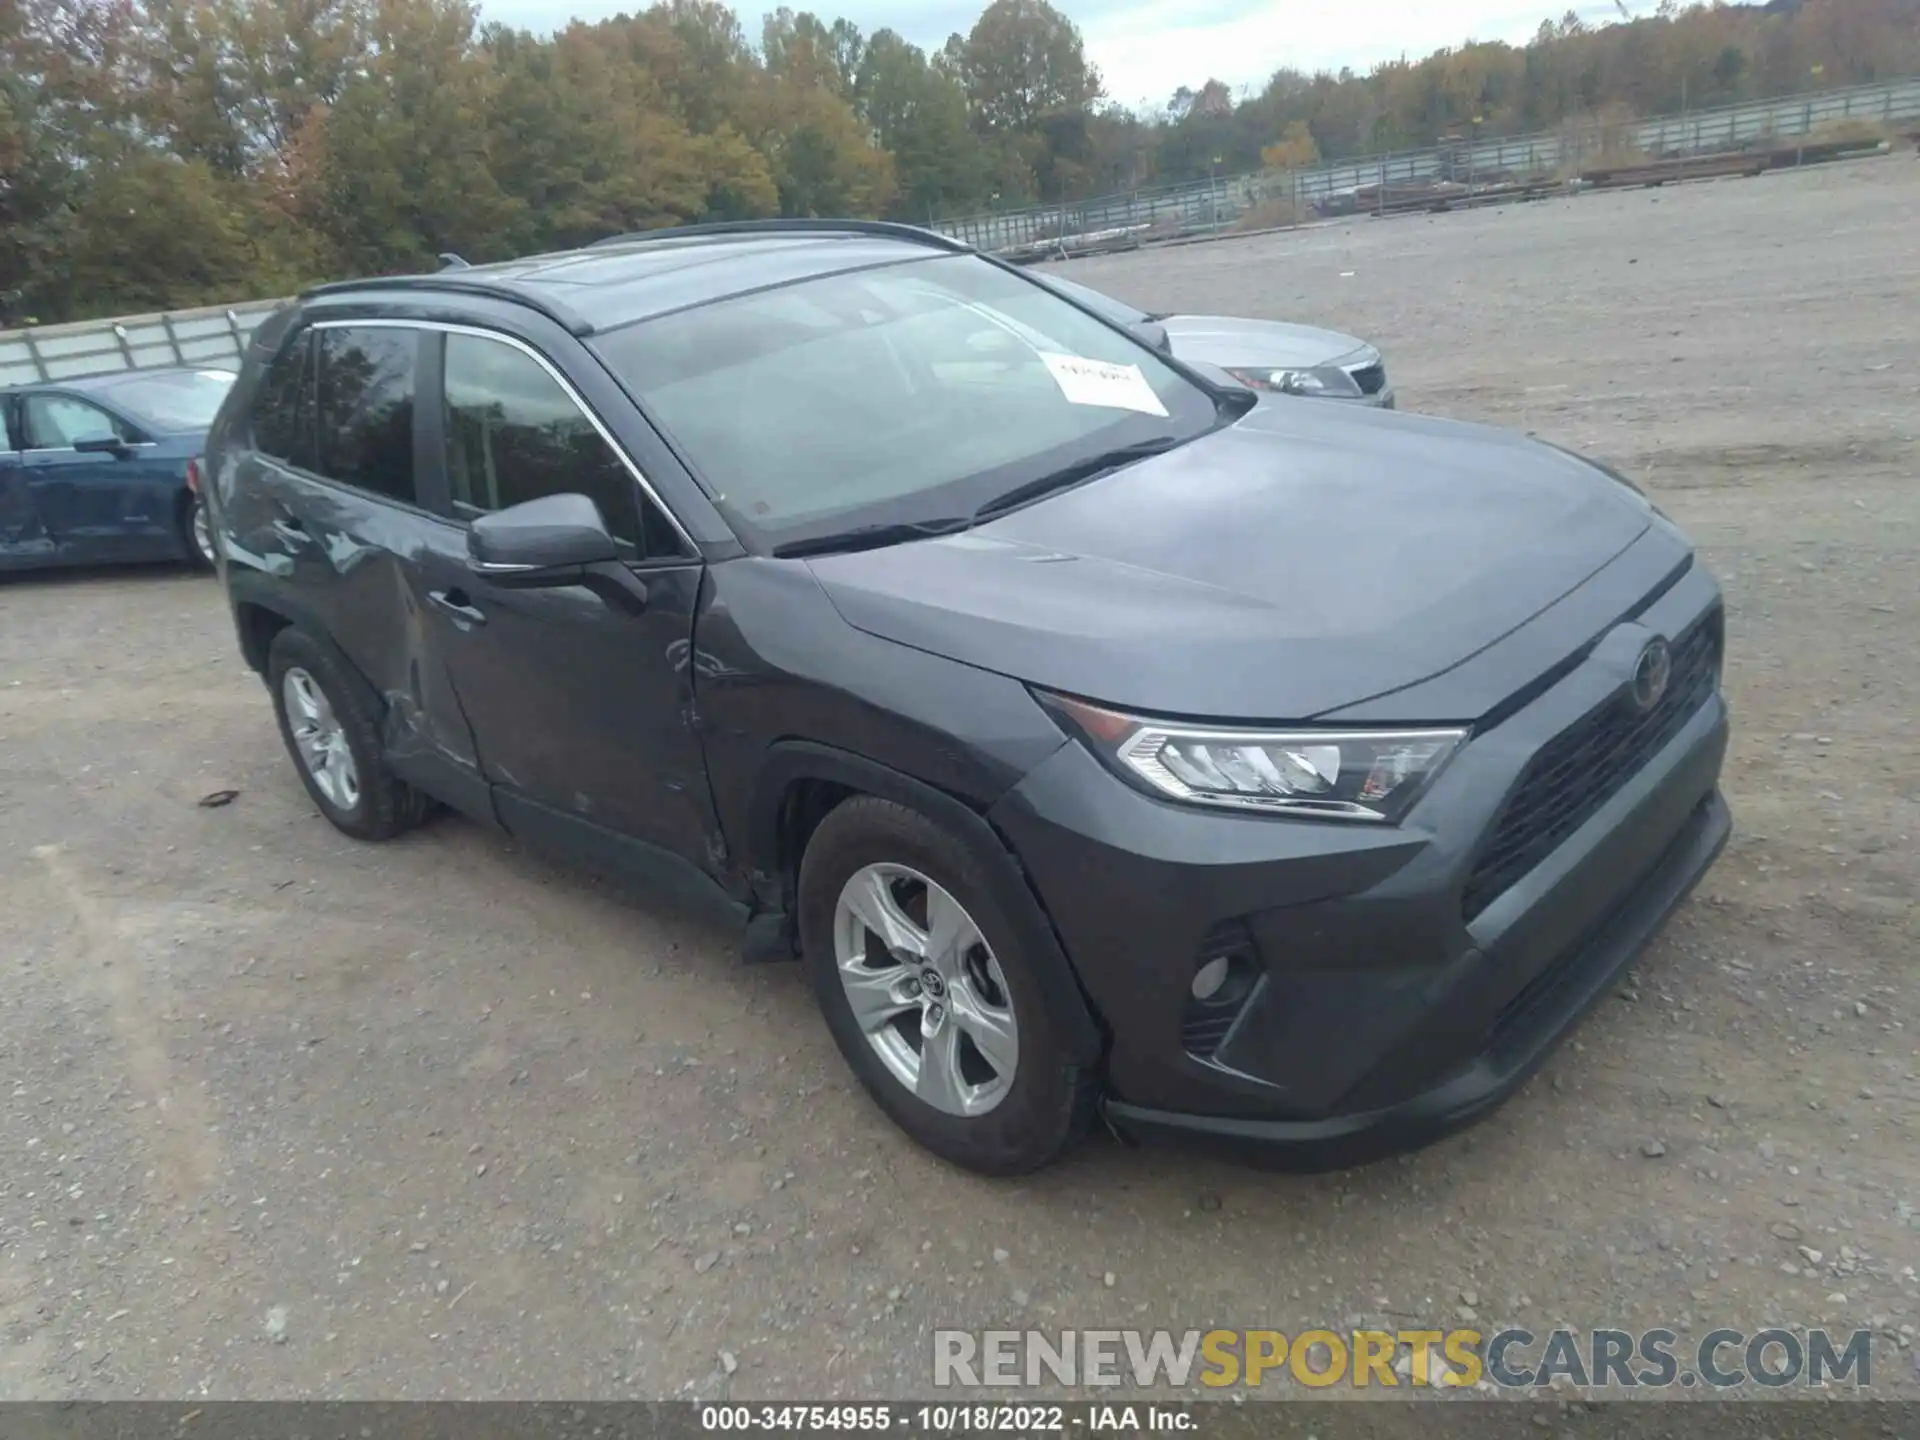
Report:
267,628,429,841
798,796,1096,1175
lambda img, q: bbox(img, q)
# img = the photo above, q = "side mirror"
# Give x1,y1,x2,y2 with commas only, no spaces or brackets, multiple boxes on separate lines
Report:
1184,359,1256,396
468,493,620,586
1134,321,1174,356
74,434,132,458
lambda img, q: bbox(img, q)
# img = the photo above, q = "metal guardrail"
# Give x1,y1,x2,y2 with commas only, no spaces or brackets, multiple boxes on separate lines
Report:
935,74,1920,254
0,299,284,387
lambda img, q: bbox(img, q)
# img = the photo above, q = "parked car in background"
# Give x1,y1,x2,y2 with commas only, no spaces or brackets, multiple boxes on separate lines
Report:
205,220,1726,1176
0,366,233,572
1030,269,1394,407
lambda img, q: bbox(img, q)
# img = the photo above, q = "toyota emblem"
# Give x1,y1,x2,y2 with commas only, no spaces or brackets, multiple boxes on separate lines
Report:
1630,637,1673,712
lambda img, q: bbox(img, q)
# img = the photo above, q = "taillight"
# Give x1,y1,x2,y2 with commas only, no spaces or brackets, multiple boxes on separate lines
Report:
185,457,203,494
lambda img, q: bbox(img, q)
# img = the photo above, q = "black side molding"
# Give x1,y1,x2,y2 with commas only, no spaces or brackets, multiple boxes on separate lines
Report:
495,789,750,934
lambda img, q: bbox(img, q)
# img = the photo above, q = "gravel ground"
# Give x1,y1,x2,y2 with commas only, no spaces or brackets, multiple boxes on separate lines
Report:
1,157,1916,1403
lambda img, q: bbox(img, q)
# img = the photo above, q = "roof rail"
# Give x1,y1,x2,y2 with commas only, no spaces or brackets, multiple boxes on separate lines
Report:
296,275,593,336
586,218,973,254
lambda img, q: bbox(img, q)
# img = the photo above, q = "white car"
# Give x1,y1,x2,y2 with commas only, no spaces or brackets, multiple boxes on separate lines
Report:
1030,270,1394,408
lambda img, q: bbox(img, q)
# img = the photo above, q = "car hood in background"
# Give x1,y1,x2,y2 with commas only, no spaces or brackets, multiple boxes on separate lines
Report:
1159,314,1371,370
806,402,1655,722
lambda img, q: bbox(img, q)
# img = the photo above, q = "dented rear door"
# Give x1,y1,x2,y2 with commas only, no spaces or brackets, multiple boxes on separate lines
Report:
230,320,484,804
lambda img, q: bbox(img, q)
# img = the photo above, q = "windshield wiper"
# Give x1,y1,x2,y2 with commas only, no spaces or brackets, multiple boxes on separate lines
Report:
774,437,1184,556
772,516,972,558
970,436,1182,524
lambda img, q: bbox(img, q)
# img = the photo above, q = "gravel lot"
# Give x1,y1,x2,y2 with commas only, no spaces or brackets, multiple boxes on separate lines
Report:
2,157,1916,1402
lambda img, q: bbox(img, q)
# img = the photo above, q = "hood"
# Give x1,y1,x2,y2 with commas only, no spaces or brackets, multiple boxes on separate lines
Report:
1160,314,1369,370
806,403,1655,721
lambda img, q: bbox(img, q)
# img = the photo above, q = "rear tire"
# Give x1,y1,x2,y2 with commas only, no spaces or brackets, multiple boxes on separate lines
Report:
180,493,216,571
267,628,429,841
798,795,1096,1175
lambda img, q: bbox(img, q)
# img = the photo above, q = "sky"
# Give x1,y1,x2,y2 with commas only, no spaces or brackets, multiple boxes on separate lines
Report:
481,0,1665,114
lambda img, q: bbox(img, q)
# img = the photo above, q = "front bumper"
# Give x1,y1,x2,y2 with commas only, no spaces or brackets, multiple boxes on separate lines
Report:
1104,788,1727,1167
988,561,1728,1169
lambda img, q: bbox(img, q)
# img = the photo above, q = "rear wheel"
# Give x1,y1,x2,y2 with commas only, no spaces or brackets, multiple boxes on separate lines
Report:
798,796,1095,1174
267,628,429,841
181,494,216,570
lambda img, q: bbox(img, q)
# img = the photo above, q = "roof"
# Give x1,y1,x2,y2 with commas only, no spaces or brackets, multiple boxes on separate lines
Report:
2,364,233,399
301,221,973,337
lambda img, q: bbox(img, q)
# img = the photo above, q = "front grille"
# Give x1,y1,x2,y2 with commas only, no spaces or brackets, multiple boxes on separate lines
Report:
1486,792,1716,1048
1346,363,1387,395
1461,608,1722,921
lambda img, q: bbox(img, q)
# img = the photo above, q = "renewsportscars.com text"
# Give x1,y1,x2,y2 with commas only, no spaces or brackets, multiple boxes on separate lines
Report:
932,1327,1875,1391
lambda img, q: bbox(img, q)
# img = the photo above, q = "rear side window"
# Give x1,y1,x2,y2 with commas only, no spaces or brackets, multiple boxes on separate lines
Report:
250,332,313,467
316,327,419,504
443,331,684,559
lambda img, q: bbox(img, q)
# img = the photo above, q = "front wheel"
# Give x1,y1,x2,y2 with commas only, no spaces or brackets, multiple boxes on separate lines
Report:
798,796,1096,1175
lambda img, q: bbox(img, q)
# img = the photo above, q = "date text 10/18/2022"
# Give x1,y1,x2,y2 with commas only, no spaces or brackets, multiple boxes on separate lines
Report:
700,1405,1193,1433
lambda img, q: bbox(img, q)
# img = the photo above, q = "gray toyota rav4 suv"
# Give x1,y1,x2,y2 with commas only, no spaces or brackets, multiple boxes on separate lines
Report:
203,220,1731,1175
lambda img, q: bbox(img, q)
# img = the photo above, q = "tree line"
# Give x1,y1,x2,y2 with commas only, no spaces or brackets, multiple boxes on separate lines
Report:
3,0,1915,325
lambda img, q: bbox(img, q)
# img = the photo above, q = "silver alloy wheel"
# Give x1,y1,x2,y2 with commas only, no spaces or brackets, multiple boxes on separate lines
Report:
832,862,1019,1117
189,499,216,565
282,666,361,812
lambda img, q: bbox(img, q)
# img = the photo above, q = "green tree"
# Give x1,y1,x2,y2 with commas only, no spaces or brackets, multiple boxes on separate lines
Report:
856,28,988,218
742,68,896,217
1,0,148,320
30,152,318,318
482,23,775,253
300,0,521,271
946,0,1101,133
131,0,371,178
762,8,863,97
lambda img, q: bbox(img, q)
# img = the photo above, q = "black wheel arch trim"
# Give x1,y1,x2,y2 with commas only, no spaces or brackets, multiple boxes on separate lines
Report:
226,572,389,729
748,739,1105,1064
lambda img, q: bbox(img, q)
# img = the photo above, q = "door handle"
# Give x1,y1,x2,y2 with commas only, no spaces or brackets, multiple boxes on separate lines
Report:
428,588,488,628
269,517,310,546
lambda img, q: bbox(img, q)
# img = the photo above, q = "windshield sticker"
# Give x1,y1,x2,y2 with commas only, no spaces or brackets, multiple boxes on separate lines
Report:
1038,352,1170,418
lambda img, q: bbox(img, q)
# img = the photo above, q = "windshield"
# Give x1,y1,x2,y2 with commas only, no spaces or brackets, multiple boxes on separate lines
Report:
590,254,1220,546
98,369,235,432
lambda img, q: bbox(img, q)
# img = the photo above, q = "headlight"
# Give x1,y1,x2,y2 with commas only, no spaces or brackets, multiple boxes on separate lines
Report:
1225,364,1363,399
1039,691,1467,823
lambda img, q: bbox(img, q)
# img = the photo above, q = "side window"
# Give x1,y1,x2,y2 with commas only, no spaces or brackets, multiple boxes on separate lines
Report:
22,395,133,449
442,332,684,558
251,331,314,468
315,327,419,504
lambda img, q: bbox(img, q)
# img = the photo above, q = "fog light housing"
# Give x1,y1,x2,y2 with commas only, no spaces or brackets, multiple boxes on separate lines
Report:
1191,956,1233,1001
1181,923,1262,1059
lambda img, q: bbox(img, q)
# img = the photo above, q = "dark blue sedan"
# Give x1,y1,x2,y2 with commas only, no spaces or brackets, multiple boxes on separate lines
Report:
1,366,233,572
